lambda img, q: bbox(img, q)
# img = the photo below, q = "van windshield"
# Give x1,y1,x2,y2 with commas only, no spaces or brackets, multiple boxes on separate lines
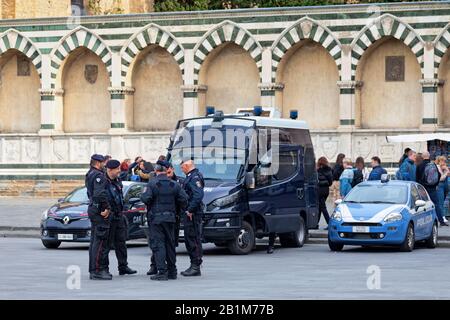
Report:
171,147,246,182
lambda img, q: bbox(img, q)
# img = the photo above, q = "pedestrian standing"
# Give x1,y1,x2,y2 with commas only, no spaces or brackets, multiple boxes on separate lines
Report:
141,164,188,281
339,158,354,198
85,154,111,280
103,160,137,277
416,151,447,227
331,153,345,202
436,156,449,224
368,156,387,181
353,157,366,186
317,157,333,229
180,160,205,277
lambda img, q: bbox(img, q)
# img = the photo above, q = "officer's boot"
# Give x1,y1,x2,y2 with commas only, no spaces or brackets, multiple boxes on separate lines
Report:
147,264,158,276
267,246,274,254
168,269,178,280
119,266,137,276
150,272,169,281
181,264,201,277
90,270,113,280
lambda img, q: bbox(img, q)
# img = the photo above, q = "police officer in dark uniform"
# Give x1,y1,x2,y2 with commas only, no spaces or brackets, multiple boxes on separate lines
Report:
180,159,205,277
86,154,112,280
141,163,188,281
146,160,183,276
104,160,137,277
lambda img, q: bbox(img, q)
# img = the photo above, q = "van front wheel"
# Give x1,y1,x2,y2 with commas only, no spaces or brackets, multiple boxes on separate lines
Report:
227,221,255,255
279,216,307,248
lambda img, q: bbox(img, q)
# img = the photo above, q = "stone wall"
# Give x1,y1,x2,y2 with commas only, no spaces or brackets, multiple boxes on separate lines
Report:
0,2,449,196
0,0,154,19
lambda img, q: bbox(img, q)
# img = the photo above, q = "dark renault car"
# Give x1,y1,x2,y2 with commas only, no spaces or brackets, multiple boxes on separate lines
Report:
40,181,147,249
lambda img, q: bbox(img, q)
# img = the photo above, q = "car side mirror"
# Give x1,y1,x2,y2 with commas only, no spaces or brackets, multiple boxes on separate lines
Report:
415,200,426,210
335,199,343,206
245,172,255,189
57,198,65,203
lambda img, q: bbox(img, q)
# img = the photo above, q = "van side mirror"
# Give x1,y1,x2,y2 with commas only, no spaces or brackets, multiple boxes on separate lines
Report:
335,199,343,206
245,172,255,189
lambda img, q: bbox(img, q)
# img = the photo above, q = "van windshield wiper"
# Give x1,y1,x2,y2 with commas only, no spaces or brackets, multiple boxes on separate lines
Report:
359,201,398,204
344,200,360,203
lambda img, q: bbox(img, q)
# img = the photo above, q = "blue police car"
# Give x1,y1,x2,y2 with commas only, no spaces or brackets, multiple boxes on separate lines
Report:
328,177,438,252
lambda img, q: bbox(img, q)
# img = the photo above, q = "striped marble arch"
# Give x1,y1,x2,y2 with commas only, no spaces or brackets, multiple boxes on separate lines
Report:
271,17,343,82
434,22,450,78
49,26,113,89
0,29,42,77
193,20,263,84
351,14,425,80
120,23,185,86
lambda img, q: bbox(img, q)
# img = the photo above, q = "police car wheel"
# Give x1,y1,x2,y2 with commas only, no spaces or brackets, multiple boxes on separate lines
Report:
279,216,307,248
328,237,344,252
227,221,255,255
426,222,438,249
400,223,415,252
42,240,61,249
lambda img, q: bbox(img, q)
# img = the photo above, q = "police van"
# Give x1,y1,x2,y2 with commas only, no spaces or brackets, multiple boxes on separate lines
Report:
168,107,319,255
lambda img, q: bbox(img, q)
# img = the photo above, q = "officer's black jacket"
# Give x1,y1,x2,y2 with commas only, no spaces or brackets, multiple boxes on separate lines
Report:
141,174,188,216
182,168,205,214
85,167,110,213
105,176,124,214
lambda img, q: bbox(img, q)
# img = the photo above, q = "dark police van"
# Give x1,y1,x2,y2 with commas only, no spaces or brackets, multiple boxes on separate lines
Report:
166,107,319,255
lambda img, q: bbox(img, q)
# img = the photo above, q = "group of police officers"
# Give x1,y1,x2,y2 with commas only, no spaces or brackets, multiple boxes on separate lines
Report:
85,154,205,281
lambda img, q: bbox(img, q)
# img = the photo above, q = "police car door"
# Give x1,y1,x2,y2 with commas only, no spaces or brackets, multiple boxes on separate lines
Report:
416,184,435,240
249,144,304,233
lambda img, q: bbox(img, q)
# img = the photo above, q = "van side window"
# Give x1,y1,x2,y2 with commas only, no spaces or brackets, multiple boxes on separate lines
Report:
256,150,298,187
274,151,298,181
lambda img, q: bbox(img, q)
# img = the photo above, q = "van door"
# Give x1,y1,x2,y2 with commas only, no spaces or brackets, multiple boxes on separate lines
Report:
303,145,319,228
248,144,305,233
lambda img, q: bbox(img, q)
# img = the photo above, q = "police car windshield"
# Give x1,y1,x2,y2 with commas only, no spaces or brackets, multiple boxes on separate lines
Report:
65,188,89,203
344,184,408,204
171,148,246,181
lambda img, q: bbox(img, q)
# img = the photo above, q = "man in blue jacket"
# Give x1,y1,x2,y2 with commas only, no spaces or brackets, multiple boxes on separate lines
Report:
339,158,354,198
398,150,417,181
368,156,388,181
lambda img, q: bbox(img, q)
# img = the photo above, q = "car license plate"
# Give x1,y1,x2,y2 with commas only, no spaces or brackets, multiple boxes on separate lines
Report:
179,230,184,237
58,234,74,240
352,226,370,233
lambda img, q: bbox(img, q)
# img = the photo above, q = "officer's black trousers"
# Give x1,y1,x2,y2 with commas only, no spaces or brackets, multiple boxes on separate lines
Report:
107,215,129,271
183,215,203,266
149,222,176,274
88,217,110,274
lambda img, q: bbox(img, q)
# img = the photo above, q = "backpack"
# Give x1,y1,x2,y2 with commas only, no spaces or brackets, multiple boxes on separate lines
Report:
130,174,141,182
422,162,439,186
351,169,364,187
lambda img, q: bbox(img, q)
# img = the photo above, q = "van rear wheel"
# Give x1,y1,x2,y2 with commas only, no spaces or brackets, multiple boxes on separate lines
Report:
227,221,255,255
279,216,307,248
